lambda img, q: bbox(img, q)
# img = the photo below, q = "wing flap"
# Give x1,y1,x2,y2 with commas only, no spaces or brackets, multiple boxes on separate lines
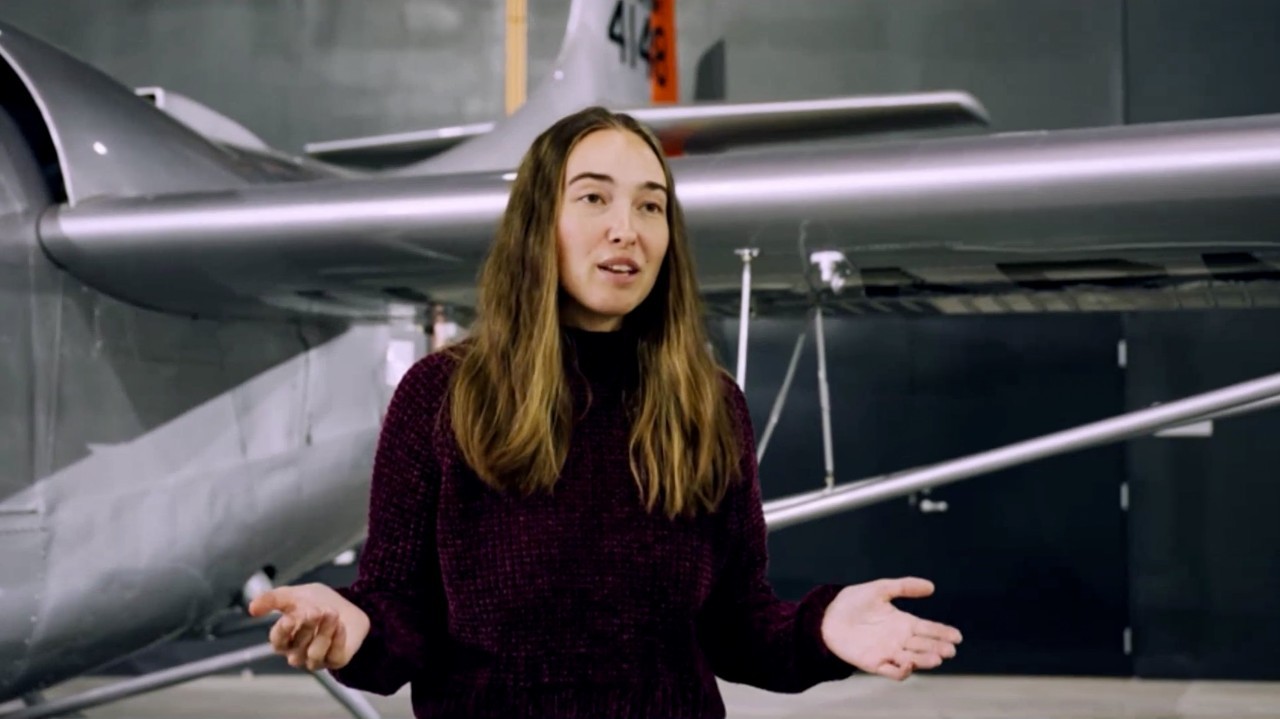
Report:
625,91,989,155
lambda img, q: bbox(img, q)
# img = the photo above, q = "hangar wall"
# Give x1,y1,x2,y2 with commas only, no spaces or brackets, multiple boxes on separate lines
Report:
2,1,1278,149
715,309,1280,681
0,0,1125,154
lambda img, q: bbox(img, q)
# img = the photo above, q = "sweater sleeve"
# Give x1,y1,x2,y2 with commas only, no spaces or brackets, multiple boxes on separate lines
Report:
328,352,454,695
696,377,856,693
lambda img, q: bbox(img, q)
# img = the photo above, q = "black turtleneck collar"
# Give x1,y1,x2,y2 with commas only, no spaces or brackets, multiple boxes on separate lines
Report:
561,324,641,390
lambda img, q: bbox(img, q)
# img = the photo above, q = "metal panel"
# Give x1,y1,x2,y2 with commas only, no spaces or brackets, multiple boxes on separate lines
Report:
0,522,46,690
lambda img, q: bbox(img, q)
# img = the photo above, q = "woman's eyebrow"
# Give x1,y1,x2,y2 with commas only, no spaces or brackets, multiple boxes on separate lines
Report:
567,171,613,186
567,172,668,196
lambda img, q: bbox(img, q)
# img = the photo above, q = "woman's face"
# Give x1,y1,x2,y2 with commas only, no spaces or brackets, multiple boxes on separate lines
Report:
556,128,670,332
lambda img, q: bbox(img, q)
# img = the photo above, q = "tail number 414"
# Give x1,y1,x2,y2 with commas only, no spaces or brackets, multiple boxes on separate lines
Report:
608,0,671,88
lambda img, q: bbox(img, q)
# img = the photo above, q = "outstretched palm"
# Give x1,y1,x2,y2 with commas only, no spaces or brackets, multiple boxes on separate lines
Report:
820,577,963,681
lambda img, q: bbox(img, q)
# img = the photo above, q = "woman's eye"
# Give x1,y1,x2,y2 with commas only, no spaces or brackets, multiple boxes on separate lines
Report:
581,193,604,204
643,202,665,214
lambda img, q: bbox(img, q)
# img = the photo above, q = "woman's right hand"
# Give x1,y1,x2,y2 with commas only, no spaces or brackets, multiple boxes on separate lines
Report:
248,583,371,672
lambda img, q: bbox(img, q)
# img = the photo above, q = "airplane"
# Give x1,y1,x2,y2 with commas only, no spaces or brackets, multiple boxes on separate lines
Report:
4,0,1280,716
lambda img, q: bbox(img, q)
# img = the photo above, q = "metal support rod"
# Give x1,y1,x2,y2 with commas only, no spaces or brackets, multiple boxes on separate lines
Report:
734,248,758,388
15,694,72,717
764,367,1280,531
1166,391,1280,428
764,385,1280,514
314,671,381,719
762,460,943,517
757,313,809,464
814,306,836,489
0,645,279,719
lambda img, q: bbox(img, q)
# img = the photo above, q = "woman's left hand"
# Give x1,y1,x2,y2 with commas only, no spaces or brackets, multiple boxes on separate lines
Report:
819,577,963,681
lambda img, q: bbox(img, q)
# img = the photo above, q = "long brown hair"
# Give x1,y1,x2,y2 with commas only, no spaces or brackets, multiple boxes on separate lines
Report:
446,106,742,518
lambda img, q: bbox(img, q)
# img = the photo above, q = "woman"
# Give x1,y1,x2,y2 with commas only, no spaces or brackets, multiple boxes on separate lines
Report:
250,106,962,718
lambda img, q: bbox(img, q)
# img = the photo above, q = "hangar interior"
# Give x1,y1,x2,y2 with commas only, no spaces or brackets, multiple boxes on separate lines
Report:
2,0,1280,717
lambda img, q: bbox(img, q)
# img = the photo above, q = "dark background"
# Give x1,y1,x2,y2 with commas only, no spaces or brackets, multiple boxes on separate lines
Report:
713,310,1280,680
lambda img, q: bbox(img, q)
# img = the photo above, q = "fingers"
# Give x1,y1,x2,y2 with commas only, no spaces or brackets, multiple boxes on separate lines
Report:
905,636,956,659
881,576,935,599
280,609,346,672
914,618,963,644
875,660,911,681
268,613,297,652
906,650,944,670
894,647,942,675
304,612,339,671
325,618,349,668
268,608,323,669
248,587,293,618
286,610,322,669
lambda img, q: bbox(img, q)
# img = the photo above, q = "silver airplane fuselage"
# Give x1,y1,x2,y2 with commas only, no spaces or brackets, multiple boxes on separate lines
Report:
0,106,392,700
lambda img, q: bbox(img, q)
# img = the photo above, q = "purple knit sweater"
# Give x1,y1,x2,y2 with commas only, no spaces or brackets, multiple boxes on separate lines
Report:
331,326,853,718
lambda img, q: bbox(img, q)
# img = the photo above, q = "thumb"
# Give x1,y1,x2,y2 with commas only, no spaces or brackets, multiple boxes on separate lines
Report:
248,587,292,617
881,577,935,600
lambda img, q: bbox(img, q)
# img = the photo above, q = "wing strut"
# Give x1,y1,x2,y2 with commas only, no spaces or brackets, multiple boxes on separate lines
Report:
743,250,845,491
763,366,1280,531
733,248,758,388
0,646,281,719
813,304,837,490
756,309,810,464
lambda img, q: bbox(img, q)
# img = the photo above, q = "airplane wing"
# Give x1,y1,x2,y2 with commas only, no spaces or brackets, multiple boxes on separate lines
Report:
39,111,1280,322
9,16,1280,323
302,92,989,170
303,121,498,169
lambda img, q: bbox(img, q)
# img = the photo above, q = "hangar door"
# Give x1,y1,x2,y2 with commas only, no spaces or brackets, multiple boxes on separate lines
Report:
732,313,1132,676
1125,311,1280,680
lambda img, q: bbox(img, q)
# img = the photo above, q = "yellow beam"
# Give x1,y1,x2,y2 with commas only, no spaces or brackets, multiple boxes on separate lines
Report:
504,0,527,115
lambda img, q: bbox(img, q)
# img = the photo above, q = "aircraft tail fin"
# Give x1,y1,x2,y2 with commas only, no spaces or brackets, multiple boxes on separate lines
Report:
305,0,987,174
381,0,680,175
538,0,678,112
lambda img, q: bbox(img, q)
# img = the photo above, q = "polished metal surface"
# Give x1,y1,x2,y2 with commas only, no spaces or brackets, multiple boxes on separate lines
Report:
40,171,510,319
136,86,270,151
627,91,989,152
0,101,391,703
40,111,1280,320
763,370,1280,530
0,22,319,205
305,92,989,170
304,121,498,169
0,100,54,697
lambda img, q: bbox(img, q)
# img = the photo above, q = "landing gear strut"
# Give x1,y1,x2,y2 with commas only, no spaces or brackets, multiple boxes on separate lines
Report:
734,246,847,492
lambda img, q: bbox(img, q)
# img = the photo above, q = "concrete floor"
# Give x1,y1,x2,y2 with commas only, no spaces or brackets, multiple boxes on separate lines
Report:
11,674,1280,719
